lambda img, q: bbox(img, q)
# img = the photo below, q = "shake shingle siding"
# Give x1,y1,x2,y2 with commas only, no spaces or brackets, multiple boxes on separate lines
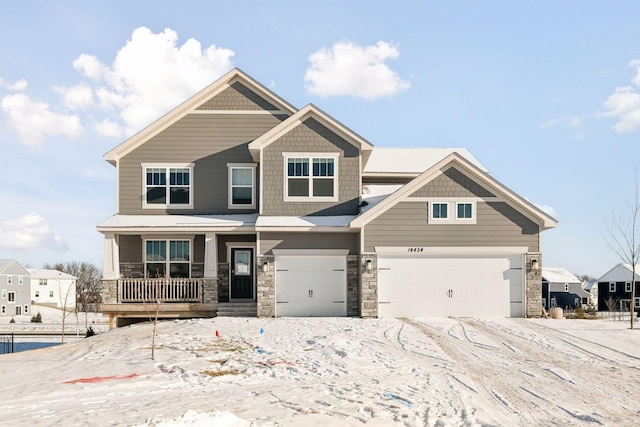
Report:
196,82,282,111
364,201,539,252
410,167,495,198
262,117,361,216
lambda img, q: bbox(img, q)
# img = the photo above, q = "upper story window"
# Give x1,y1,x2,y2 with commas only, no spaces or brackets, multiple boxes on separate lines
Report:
143,164,193,209
284,153,339,202
429,201,477,224
432,203,448,219
626,282,632,292
609,282,616,292
8,291,15,302
228,164,256,209
39,279,47,286
457,202,474,220
145,239,191,278
18,276,23,285
7,276,12,285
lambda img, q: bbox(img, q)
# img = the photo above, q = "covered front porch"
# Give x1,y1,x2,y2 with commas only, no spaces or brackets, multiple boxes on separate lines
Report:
98,214,262,327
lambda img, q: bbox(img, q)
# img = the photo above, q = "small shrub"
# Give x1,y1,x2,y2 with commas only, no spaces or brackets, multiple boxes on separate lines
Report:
573,306,586,319
9,317,15,324
85,326,95,338
30,312,43,323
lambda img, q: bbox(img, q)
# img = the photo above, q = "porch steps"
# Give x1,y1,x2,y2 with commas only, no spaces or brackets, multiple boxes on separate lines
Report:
217,302,257,317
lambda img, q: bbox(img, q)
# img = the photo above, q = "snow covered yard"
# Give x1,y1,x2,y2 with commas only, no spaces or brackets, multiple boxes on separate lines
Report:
0,316,639,426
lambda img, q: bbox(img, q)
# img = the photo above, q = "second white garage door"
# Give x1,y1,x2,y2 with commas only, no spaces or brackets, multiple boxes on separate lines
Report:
378,254,523,318
275,254,347,317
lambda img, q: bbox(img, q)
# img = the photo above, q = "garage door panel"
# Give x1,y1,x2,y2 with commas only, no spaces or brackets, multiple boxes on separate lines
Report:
378,255,522,318
276,255,347,317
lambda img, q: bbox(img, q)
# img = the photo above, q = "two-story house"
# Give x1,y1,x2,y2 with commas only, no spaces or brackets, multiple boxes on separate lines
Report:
0,259,31,317
98,68,557,327
28,269,77,310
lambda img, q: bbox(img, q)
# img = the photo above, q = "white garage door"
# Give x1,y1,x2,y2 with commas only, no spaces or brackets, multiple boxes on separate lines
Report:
275,255,347,317
378,254,523,318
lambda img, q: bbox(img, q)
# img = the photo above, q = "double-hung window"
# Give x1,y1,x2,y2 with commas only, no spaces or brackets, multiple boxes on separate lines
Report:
609,282,616,292
625,282,632,293
284,154,338,201
143,164,193,208
8,291,15,302
228,164,256,209
145,239,191,278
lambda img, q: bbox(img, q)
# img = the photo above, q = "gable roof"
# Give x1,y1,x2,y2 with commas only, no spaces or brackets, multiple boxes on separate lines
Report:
103,68,298,165
247,103,374,164
27,269,76,280
0,259,30,276
351,152,558,230
597,263,640,282
542,268,581,284
363,147,487,177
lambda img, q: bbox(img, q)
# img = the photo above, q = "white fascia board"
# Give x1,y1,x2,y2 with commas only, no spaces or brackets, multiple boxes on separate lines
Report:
248,104,374,159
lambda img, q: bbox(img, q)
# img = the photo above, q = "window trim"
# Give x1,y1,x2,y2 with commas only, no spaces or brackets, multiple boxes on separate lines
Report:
625,281,632,293
609,282,616,292
35,291,40,298
49,291,54,298
283,153,339,202
227,163,257,209
7,276,12,285
1,289,6,299
143,238,193,279
18,276,23,285
142,163,194,209
428,200,477,224
456,202,475,221
8,291,15,303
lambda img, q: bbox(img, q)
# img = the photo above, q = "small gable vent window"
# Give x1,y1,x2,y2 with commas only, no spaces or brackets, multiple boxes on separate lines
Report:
284,153,338,202
143,164,193,209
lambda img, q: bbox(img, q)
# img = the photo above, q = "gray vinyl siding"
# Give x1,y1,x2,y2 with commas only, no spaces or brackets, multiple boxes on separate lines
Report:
260,232,358,255
217,234,257,262
364,201,539,252
410,167,495,198
119,114,285,215
262,117,361,216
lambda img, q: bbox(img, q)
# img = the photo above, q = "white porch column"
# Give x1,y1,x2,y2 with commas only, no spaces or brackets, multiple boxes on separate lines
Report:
204,233,218,278
102,233,120,280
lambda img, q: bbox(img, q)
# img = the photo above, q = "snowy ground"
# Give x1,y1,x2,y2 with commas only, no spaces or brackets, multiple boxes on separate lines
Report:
0,315,639,426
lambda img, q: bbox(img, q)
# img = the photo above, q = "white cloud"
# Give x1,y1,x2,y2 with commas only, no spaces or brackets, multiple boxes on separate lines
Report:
305,41,410,100
73,26,235,135
0,77,28,91
0,213,69,252
93,118,123,138
54,83,94,110
1,93,83,147
600,60,640,132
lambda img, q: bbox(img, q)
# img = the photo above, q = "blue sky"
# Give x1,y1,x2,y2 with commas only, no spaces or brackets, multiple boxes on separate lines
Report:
1,1,640,277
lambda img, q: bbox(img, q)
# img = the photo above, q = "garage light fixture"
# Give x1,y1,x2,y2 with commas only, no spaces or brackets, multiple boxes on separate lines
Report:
531,258,539,270
262,261,269,273
365,259,373,273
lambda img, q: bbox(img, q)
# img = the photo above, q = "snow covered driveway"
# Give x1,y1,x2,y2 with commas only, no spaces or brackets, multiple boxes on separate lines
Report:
0,317,639,426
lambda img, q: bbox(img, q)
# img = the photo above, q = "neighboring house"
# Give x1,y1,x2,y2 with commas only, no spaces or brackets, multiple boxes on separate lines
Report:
583,280,598,309
28,269,77,310
97,68,557,327
597,263,640,312
0,260,31,317
541,268,590,310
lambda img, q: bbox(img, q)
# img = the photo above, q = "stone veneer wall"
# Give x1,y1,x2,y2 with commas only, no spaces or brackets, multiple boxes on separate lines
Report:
217,263,230,302
101,280,118,304
525,253,543,317
202,278,218,305
347,255,359,316
360,254,378,317
256,255,275,317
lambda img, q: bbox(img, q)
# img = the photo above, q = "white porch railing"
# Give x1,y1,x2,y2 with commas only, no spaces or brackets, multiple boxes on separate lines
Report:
119,278,202,303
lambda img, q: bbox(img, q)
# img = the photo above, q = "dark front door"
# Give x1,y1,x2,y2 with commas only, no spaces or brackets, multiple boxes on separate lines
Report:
230,248,253,299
